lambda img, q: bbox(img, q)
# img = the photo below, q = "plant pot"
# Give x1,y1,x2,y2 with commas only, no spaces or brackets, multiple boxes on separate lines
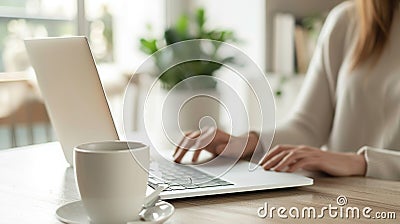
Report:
160,87,220,136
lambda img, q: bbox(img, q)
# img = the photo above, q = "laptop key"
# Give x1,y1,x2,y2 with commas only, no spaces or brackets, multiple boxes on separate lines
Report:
149,160,234,191
148,178,164,185
169,186,186,190
181,184,199,189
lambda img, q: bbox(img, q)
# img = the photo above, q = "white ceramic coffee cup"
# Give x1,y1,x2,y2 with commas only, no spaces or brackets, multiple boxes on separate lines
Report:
74,141,149,224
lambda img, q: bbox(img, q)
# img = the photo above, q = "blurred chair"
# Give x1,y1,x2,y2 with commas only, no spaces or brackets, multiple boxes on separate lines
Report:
0,73,51,148
0,68,132,148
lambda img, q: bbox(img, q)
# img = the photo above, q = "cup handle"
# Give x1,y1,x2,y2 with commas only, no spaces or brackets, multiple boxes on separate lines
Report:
143,184,168,208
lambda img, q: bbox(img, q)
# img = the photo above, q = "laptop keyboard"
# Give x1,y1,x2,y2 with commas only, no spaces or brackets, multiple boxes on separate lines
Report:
148,160,234,191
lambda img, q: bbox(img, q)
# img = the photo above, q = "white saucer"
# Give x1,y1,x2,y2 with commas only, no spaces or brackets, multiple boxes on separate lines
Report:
56,200,174,224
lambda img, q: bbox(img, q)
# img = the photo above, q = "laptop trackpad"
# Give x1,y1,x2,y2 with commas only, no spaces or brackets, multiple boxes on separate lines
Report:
196,157,312,186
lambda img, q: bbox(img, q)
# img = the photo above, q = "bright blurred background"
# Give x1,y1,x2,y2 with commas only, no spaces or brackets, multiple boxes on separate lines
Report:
0,0,342,149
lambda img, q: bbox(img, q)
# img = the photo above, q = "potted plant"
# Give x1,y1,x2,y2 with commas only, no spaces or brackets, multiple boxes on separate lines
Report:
139,8,237,132
140,8,236,89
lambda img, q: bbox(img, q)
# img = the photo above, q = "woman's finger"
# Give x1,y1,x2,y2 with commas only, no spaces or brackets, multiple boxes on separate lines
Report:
174,128,232,163
173,148,188,163
273,149,313,172
260,144,296,165
174,130,202,163
262,150,291,170
173,131,195,157
192,149,202,163
192,127,218,150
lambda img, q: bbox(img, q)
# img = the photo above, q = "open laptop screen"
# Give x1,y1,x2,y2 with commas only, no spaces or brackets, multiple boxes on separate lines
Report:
25,37,119,165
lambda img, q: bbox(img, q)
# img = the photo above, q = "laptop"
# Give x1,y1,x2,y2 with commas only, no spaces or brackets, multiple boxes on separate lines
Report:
25,36,313,200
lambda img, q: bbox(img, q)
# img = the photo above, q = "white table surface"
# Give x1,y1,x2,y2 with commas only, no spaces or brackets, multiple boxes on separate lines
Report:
1,142,400,223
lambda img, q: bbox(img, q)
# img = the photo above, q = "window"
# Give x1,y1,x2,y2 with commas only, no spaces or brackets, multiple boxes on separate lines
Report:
0,0,120,73
0,0,76,72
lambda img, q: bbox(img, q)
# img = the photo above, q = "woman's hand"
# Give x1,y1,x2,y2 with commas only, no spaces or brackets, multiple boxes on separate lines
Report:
261,145,367,176
173,127,259,163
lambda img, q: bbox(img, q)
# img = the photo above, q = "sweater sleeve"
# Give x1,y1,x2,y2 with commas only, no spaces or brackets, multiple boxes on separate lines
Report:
259,2,352,151
357,146,400,180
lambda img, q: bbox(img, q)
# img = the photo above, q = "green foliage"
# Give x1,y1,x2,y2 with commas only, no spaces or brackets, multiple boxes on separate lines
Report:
139,8,236,90
139,38,158,54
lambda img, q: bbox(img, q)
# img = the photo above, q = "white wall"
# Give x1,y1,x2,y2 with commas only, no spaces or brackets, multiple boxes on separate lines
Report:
193,0,266,71
113,0,166,72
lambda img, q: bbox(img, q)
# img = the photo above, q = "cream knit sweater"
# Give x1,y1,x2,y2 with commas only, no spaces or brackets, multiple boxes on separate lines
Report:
261,1,400,180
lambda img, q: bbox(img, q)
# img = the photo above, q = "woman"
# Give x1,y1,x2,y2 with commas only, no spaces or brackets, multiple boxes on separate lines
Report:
174,0,400,180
